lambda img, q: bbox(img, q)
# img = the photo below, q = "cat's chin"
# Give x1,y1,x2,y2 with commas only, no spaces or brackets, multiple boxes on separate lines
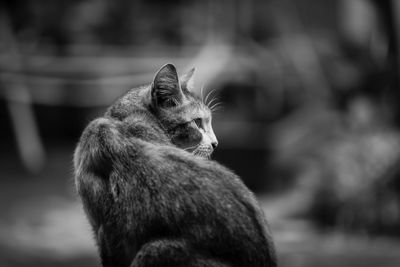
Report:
194,153,211,159
193,145,213,159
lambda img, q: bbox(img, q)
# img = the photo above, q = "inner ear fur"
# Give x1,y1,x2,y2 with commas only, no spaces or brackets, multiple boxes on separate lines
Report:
151,63,184,108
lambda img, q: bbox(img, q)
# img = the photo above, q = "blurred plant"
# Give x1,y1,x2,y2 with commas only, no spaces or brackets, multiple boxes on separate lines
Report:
264,0,400,236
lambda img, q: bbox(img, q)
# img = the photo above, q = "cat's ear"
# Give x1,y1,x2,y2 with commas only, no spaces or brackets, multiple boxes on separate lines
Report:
151,63,184,108
180,67,195,91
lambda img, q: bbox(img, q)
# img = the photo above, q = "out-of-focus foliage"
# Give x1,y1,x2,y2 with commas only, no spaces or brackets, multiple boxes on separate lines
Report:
264,0,400,236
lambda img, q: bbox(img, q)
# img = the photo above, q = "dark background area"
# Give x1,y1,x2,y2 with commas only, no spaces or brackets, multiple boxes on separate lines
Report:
1,0,400,266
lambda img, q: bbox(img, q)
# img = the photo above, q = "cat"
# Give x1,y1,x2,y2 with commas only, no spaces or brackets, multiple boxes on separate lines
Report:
74,64,277,267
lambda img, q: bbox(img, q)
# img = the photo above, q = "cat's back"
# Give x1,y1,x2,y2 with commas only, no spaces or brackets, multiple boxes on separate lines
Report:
109,144,275,266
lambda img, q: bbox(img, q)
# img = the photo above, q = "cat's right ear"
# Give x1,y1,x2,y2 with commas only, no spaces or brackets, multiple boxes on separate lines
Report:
151,63,184,108
180,67,195,91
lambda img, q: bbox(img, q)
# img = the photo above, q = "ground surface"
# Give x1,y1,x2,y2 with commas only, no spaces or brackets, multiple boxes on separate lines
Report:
1,144,400,267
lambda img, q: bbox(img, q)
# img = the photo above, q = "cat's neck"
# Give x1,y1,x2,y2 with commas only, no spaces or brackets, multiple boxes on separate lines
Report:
104,85,171,145
106,85,152,121
119,110,170,145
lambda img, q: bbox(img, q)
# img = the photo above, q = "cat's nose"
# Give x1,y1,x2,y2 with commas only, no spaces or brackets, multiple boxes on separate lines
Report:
211,141,218,149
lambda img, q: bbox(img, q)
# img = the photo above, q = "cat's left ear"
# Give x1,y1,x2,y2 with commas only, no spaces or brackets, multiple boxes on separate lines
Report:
151,63,184,108
180,67,195,92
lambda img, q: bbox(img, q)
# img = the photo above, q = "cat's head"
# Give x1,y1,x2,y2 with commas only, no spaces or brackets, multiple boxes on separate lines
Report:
150,64,218,158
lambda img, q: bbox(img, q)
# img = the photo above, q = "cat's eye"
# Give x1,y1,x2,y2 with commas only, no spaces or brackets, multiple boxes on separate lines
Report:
194,118,203,128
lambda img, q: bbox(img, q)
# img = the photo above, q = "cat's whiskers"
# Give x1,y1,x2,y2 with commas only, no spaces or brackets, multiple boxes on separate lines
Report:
183,144,199,151
204,88,217,106
210,102,223,113
207,97,220,108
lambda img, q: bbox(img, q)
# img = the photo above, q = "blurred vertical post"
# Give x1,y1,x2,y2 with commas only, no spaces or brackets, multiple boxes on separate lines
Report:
371,0,400,125
388,0,400,125
0,8,46,173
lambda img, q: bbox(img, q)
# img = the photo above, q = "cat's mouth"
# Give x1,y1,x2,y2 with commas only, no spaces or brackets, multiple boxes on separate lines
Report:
193,145,213,159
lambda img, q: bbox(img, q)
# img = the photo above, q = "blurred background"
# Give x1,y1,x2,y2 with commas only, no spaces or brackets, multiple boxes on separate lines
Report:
1,0,400,266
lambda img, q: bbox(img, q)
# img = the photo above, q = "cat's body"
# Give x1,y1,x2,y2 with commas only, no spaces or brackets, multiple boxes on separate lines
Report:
74,64,277,267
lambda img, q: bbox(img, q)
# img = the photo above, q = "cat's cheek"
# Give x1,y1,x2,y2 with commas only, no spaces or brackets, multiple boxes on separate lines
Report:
171,127,202,148
192,130,203,144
